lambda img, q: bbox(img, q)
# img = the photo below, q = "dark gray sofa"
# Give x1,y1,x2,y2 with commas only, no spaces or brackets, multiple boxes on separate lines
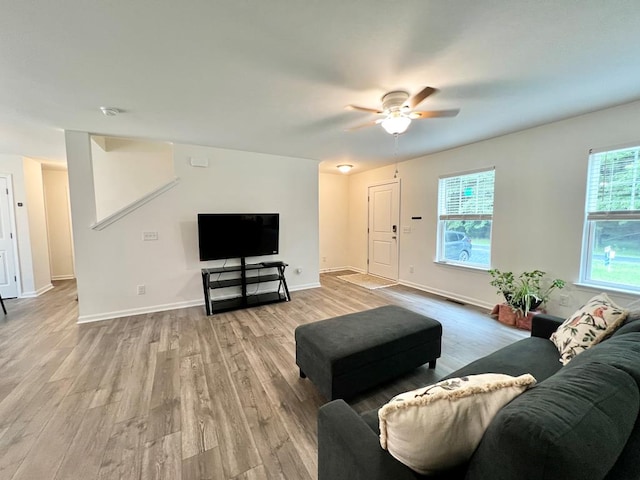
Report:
318,312,640,480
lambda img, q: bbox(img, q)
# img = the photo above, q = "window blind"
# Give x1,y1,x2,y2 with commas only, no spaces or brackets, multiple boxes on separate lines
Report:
438,169,495,220
586,146,640,220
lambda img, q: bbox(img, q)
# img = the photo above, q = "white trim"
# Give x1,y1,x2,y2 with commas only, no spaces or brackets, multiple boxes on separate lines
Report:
289,282,321,291
573,282,640,298
77,281,322,324
20,283,54,298
0,174,22,298
589,141,640,155
91,177,180,231
319,266,352,273
51,274,75,281
398,279,494,311
367,178,401,280
78,298,204,323
438,165,495,180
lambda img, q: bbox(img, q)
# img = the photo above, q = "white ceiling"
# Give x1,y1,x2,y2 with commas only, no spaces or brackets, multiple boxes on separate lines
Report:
2,1,640,173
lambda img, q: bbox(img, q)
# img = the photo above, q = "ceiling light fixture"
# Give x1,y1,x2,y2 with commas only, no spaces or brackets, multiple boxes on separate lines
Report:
381,112,411,135
337,164,353,174
100,106,120,116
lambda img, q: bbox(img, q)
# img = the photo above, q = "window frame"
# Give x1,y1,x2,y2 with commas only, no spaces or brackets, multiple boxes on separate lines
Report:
579,143,640,293
436,167,495,269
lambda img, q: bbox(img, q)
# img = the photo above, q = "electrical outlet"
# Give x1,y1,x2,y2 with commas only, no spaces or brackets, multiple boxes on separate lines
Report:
559,294,569,307
403,226,411,233
137,285,146,295
322,256,327,263
143,231,158,241
409,265,414,273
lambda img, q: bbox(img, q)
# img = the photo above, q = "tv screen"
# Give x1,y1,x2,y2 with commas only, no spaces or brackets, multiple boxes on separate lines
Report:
198,213,279,261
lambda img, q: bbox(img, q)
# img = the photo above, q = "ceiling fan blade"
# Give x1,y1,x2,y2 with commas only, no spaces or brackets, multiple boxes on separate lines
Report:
345,105,383,115
345,120,380,131
408,87,438,109
410,109,460,119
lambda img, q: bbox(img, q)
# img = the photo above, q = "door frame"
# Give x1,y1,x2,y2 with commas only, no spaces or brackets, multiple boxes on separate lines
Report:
0,173,22,298
367,178,401,280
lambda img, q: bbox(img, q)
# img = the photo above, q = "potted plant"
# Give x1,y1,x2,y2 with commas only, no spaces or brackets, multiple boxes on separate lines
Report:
488,269,565,328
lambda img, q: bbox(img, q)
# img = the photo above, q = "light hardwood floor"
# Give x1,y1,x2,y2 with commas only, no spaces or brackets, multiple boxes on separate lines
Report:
0,272,526,480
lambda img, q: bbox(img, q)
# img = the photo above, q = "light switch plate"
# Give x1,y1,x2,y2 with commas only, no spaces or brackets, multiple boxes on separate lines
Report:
143,231,159,241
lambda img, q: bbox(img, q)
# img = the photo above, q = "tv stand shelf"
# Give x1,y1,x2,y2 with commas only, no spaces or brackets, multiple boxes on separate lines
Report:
201,259,290,315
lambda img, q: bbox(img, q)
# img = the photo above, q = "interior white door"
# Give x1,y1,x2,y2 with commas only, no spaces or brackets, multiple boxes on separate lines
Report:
0,176,18,298
368,180,400,280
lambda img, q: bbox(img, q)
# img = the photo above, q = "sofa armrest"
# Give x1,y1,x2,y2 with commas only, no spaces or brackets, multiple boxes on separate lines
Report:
531,313,564,339
318,400,416,480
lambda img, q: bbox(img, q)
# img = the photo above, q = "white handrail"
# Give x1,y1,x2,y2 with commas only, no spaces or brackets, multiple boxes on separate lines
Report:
90,177,180,231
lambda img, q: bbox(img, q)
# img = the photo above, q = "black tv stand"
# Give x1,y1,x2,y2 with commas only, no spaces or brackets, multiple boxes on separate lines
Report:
201,258,290,315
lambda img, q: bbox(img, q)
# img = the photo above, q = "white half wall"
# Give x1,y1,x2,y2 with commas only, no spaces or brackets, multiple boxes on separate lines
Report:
91,136,174,221
319,173,349,271
347,101,640,315
66,131,320,322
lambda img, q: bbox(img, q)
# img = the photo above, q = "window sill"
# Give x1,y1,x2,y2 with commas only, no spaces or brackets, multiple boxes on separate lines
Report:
433,260,489,272
573,282,640,297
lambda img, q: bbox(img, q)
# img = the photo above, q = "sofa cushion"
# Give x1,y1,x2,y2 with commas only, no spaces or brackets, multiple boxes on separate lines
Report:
378,373,535,475
465,362,639,480
444,336,562,382
550,293,627,364
610,309,640,337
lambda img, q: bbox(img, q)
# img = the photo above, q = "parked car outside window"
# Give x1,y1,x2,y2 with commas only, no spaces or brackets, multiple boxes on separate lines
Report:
444,231,472,262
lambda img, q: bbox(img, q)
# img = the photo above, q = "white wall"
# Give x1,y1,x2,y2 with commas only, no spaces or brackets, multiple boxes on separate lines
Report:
319,173,350,271
23,158,52,295
66,131,320,322
43,167,75,280
91,136,174,221
347,101,640,315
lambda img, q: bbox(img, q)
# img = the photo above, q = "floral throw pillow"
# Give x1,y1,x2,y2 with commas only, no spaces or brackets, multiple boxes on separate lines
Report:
551,293,628,365
378,373,536,475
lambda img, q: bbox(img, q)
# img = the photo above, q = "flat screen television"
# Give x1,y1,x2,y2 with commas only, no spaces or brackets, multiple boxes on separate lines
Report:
198,213,279,261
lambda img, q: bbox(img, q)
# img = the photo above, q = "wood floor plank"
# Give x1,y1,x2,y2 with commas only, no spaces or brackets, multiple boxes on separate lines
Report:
140,431,182,480
11,391,93,480
97,417,148,480
0,379,73,480
146,349,181,442
182,448,225,480
179,354,217,459
54,403,118,480
0,276,528,480
116,333,158,423
203,360,261,478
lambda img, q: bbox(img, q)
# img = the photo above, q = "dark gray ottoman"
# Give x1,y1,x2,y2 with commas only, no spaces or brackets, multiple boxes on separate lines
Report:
295,305,442,400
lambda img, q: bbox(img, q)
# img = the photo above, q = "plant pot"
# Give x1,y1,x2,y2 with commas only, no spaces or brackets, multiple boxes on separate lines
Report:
493,303,542,331
496,303,518,326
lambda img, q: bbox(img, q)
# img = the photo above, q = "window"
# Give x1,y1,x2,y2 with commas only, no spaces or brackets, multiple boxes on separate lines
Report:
581,144,640,292
437,168,495,267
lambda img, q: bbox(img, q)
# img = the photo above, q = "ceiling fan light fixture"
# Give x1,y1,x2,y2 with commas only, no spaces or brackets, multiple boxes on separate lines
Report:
381,115,411,135
337,164,353,173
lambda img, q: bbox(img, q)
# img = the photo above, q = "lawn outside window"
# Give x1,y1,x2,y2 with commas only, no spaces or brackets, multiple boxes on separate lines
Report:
436,168,495,268
580,144,640,293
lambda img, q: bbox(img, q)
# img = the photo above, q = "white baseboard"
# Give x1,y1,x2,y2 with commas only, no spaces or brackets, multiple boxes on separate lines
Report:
77,282,322,324
319,266,349,273
397,279,494,311
52,275,75,281
20,283,54,298
77,299,204,324
290,282,321,291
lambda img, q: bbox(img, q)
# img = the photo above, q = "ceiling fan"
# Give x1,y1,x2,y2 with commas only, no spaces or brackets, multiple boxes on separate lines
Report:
345,86,459,135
